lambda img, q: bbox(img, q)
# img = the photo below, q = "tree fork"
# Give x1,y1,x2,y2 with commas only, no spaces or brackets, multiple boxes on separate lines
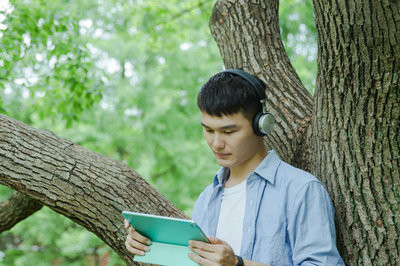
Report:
209,0,314,170
0,114,186,265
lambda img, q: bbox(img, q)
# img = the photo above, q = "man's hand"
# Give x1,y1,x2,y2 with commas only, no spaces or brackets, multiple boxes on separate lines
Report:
124,219,152,256
188,236,237,266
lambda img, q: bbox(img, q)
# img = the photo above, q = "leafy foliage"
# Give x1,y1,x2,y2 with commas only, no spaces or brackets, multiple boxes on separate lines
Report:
0,0,103,126
279,0,317,93
0,0,317,264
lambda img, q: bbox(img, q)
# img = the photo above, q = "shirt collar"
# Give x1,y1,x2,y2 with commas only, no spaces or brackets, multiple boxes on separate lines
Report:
254,150,281,184
213,167,230,187
212,150,281,187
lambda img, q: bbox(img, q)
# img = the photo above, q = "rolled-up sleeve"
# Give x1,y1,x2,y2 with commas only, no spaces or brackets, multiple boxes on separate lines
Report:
287,181,344,265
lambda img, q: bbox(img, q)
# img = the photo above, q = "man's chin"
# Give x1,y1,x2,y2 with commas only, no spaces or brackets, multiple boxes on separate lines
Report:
215,158,233,168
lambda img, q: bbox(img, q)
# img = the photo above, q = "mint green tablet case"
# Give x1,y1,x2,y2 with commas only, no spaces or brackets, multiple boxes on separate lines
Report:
122,211,209,266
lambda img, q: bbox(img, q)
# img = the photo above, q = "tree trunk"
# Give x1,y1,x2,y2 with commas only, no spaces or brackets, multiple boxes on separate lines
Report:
0,114,186,265
312,0,400,264
209,0,399,264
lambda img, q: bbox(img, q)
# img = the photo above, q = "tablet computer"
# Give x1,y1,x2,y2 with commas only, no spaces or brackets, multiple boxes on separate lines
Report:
122,211,209,266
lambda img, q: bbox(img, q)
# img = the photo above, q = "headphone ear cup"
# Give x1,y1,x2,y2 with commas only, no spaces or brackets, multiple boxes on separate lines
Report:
253,112,265,136
253,112,275,136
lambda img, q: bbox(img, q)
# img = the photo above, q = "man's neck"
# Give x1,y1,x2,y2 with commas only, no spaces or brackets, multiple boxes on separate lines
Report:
225,149,267,188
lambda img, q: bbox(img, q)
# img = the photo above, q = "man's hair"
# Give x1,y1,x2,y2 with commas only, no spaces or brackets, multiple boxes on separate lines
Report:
197,71,266,121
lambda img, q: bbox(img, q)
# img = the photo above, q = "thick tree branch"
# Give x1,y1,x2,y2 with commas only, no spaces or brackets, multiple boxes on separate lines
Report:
0,191,43,233
209,0,313,169
0,114,186,265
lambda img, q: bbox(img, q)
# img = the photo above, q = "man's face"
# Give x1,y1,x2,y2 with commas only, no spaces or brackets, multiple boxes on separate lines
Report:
201,111,263,168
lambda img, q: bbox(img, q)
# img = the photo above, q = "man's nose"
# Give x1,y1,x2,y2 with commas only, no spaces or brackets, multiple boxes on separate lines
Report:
212,133,225,149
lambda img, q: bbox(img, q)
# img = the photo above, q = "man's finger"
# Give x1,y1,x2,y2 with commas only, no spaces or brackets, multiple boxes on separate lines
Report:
128,226,133,233
131,230,152,245
189,240,215,252
189,245,217,261
124,219,136,233
188,251,212,265
126,235,150,252
125,238,146,256
124,219,130,230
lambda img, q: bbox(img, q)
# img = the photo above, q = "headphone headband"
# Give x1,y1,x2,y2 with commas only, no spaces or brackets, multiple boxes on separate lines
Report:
218,68,274,136
220,69,266,101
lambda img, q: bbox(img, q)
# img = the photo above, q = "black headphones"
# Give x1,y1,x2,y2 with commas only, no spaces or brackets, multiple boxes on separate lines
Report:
220,69,275,136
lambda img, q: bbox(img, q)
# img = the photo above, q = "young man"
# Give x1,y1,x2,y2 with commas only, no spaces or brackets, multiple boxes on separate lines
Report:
125,69,344,265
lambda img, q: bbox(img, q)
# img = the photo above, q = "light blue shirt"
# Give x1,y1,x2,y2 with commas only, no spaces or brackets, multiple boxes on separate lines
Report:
192,150,344,265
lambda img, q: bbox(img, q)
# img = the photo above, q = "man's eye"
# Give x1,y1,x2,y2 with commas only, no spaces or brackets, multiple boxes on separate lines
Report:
205,129,214,133
224,131,234,134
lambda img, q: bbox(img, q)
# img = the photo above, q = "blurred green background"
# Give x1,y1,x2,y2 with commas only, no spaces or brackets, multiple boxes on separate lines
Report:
0,0,317,264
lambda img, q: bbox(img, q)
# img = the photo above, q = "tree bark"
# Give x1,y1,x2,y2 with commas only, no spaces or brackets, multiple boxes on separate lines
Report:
0,191,42,232
0,114,186,265
209,0,400,264
312,0,400,264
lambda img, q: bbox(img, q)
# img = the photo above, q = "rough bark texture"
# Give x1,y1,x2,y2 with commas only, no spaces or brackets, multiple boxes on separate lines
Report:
209,0,400,265
0,114,186,265
210,0,314,172
312,0,400,264
0,191,42,232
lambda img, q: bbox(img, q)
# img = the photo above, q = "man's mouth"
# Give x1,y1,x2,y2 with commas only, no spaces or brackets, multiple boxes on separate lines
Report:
215,152,230,159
